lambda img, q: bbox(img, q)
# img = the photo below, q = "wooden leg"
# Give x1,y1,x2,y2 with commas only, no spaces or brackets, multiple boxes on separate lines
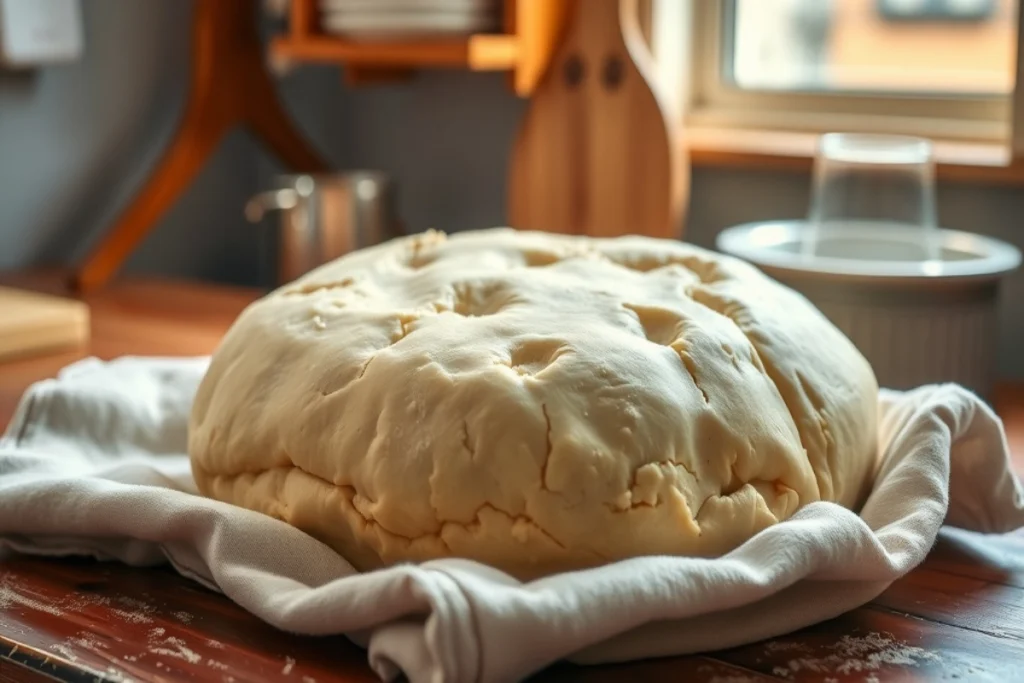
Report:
73,103,228,292
73,0,330,291
245,74,330,173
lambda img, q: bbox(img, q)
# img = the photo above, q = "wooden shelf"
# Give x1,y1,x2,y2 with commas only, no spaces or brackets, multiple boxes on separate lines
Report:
271,0,570,96
271,34,520,71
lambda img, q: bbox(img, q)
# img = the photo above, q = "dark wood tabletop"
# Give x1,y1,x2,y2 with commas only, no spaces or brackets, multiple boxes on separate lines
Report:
2,272,1024,683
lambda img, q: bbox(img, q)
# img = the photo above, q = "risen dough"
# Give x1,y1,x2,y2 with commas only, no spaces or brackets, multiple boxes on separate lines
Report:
189,228,878,578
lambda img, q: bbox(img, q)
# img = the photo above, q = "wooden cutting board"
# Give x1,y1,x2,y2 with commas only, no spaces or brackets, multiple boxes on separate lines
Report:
0,286,90,362
508,0,687,239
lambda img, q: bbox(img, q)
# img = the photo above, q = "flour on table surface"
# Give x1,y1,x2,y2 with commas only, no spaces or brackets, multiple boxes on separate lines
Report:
0,573,65,616
64,590,159,627
110,595,156,624
47,642,134,683
63,592,112,612
0,576,158,629
282,655,297,675
172,610,194,624
207,638,226,649
105,665,132,682
770,632,941,679
68,631,109,650
147,626,202,664
302,676,317,683
48,643,78,661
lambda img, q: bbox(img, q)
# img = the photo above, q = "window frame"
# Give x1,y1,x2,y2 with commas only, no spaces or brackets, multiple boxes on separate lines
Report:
678,0,1019,145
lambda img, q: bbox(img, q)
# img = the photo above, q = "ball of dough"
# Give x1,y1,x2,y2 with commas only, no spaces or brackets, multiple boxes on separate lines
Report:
189,228,878,579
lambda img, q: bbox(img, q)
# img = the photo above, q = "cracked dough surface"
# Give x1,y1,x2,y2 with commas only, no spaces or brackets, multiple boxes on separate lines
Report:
189,228,878,579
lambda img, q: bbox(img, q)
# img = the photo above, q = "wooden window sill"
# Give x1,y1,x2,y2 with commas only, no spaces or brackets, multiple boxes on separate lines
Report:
686,127,1024,185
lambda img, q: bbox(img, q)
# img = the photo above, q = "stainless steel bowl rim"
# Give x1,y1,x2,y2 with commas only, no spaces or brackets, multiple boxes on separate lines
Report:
716,220,1022,282
273,171,393,183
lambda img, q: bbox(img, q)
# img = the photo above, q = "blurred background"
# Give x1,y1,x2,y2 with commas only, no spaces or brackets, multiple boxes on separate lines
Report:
1,0,1023,384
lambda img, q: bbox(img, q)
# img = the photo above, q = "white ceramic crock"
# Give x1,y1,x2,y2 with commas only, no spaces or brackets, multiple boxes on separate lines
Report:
716,220,1022,398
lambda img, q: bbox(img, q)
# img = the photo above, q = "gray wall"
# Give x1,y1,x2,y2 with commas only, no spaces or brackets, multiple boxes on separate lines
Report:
1,1,1022,378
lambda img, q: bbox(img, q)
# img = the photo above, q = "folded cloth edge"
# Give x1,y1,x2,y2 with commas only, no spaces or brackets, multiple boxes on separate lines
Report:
3,358,1024,683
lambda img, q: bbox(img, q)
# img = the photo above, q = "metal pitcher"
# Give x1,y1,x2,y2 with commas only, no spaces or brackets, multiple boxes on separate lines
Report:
246,172,401,284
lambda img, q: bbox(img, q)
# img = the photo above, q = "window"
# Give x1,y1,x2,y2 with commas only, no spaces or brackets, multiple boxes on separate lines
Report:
729,0,1016,95
680,0,1023,145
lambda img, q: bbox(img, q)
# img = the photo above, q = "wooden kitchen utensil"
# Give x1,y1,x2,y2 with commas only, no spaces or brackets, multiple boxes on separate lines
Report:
0,287,89,362
508,0,687,239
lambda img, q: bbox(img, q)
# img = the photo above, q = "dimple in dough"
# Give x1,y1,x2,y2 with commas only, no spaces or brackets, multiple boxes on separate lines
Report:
189,228,878,579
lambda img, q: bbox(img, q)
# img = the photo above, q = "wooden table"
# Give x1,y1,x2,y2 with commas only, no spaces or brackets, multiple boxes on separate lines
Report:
2,273,1024,682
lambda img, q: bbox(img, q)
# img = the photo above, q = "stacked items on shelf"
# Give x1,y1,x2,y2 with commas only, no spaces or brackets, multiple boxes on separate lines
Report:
319,0,502,40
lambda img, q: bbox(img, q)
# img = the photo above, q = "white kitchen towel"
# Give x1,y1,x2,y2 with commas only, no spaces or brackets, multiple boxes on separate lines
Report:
2,356,1024,683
